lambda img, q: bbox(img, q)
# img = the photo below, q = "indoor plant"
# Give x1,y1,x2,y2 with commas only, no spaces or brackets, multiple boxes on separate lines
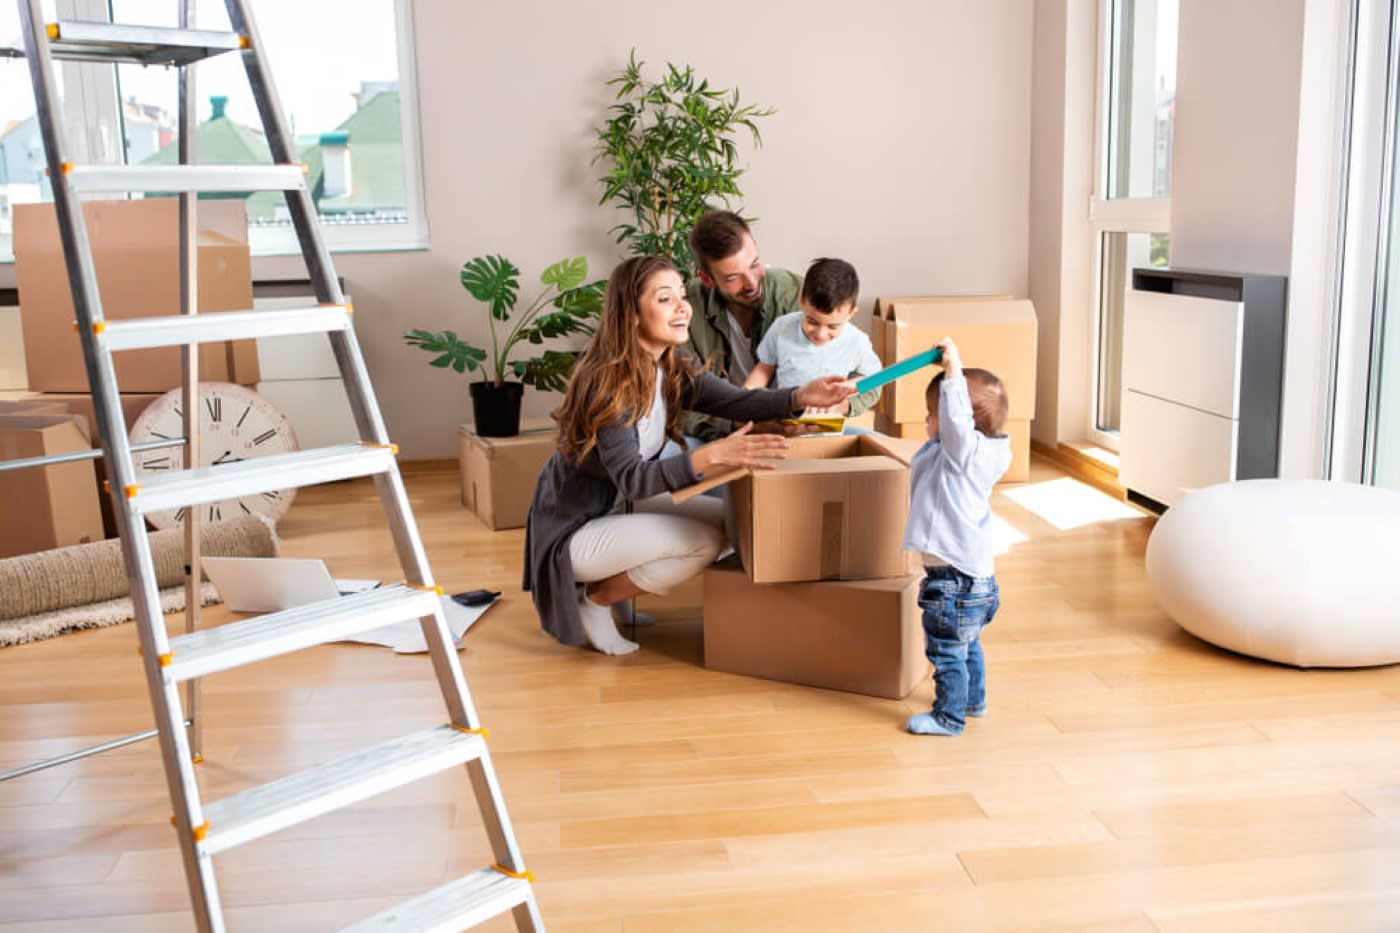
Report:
594,50,775,273
404,255,604,436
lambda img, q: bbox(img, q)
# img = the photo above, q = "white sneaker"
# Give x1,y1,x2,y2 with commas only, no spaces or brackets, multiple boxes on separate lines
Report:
578,592,639,656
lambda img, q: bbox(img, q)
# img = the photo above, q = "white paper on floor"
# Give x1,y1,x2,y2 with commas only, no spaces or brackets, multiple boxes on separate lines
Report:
338,593,497,654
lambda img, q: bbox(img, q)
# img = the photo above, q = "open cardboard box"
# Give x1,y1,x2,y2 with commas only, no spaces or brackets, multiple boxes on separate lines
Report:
674,433,923,584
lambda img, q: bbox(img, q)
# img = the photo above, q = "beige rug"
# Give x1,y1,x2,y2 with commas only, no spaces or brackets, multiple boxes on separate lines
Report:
0,514,278,647
0,582,222,647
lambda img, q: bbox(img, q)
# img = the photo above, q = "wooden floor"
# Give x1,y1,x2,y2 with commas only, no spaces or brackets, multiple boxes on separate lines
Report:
3,456,1400,932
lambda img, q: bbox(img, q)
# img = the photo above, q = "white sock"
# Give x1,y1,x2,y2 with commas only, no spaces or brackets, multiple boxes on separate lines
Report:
578,592,639,655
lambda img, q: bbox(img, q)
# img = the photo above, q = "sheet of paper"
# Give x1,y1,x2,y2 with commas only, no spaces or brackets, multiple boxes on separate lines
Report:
338,594,497,654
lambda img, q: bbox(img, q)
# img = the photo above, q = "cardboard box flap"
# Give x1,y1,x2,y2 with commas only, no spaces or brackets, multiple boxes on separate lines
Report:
0,412,91,444
874,294,1014,321
672,433,905,503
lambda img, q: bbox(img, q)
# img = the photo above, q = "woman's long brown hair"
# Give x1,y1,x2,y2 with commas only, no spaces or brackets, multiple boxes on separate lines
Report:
555,255,701,463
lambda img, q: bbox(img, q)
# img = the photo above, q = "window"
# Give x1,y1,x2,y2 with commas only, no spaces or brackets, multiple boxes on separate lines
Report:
1091,0,1177,442
0,0,425,261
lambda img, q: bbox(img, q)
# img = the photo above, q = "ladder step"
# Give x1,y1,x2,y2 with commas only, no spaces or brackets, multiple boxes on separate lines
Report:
129,444,396,516
64,164,306,194
165,584,441,682
44,20,242,66
201,725,487,855
340,868,533,933
101,304,351,351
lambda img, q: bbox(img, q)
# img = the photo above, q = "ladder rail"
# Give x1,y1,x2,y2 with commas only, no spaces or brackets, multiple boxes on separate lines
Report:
16,3,222,930
177,0,204,767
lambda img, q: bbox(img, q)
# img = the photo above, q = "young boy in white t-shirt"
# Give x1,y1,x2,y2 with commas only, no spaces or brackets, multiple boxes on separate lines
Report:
742,258,882,422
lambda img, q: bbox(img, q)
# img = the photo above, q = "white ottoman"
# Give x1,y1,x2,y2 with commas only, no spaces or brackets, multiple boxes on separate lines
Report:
1145,479,1400,668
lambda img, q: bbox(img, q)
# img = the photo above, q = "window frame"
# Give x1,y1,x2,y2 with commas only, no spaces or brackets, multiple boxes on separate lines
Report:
0,0,428,263
1088,0,1174,452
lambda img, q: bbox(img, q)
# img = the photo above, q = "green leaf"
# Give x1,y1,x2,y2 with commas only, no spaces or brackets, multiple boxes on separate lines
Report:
403,328,486,375
540,256,588,292
460,255,520,321
513,350,582,393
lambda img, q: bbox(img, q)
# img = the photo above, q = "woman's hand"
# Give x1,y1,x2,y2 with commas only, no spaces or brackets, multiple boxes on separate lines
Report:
793,374,858,411
690,422,791,476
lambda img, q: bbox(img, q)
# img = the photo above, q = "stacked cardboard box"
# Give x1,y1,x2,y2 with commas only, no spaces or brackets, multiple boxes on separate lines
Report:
8,199,261,544
683,434,930,699
14,199,260,394
0,401,104,558
871,296,1038,482
458,421,558,531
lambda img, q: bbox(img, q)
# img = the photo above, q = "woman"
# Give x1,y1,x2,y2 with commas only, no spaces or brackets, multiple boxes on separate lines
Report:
524,254,856,654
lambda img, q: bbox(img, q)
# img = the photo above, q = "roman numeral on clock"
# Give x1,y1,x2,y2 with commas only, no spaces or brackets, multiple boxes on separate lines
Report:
253,428,277,446
205,396,222,422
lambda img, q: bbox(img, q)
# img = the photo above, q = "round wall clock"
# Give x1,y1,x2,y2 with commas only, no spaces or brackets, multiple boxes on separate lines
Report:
128,382,300,530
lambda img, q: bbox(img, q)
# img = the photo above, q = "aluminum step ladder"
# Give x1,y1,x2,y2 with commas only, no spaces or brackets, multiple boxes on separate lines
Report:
14,2,542,930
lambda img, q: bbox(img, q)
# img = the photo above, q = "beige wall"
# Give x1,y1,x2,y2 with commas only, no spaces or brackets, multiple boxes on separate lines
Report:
251,0,1035,458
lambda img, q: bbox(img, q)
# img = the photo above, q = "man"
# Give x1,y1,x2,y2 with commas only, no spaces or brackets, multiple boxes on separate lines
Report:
682,210,804,442
682,210,879,441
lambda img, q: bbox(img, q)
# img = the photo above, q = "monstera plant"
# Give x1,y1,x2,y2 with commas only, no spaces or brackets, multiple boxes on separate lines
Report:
405,255,604,436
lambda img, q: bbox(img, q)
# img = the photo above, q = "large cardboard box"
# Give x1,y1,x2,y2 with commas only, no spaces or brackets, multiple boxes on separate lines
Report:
0,413,105,558
703,558,929,699
677,434,917,584
14,199,260,393
458,423,558,530
24,392,166,536
872,297,1037,424
876,414,1032,483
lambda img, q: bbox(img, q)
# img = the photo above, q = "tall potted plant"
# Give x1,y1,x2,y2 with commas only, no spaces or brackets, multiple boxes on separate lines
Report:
594,50,775,273
404,255,605,436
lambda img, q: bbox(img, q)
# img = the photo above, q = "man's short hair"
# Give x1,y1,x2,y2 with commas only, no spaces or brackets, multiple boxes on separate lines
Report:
801,258,859,313
926,368,1010,437
690,210,752,270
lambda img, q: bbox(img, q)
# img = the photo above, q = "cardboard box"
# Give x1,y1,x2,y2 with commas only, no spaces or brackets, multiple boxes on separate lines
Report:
0,413,105,558
14,199,259,393
876,414,1031,483
677,434,916,584
872,297,1036,423
458,423,558,530
703,559,929,699
23,392,166,536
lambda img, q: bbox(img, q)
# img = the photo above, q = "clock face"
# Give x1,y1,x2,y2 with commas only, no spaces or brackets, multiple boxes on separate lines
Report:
129,382,299,530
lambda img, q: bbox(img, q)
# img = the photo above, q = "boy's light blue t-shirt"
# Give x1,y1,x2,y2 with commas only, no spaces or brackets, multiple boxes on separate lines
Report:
903,374,1012,579
755,312,883,388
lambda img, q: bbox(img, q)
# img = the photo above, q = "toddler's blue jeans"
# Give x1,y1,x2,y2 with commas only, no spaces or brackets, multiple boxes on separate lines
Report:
918,565,1000,734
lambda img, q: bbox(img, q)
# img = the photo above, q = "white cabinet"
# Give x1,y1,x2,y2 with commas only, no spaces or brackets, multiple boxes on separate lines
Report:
1119,269,1286,509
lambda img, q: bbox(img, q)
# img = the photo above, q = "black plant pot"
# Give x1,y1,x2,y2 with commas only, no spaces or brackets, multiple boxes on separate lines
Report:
469,381,524,437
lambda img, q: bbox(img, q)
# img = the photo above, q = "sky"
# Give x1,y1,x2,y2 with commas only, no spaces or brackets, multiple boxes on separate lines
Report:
1,0,401,142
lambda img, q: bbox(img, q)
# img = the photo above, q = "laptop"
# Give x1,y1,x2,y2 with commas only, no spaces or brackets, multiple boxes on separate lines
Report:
203,556,342,613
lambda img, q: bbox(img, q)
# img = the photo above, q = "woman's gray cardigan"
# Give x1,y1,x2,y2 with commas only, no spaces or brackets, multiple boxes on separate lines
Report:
523,371,799,646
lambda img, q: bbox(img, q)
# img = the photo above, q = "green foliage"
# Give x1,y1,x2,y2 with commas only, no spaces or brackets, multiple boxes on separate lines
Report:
404,255,605,392
594,49,775,273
